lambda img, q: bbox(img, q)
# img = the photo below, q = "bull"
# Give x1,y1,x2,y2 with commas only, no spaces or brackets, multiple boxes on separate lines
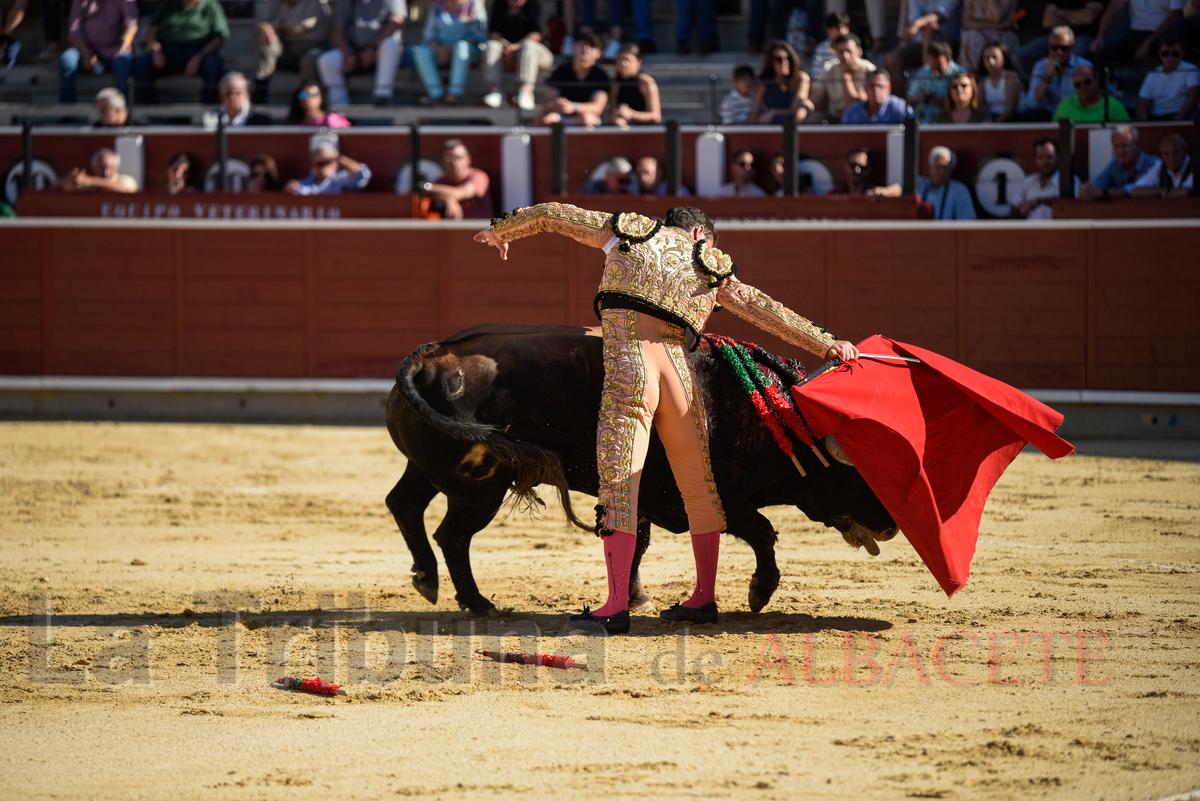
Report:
384,324,897,618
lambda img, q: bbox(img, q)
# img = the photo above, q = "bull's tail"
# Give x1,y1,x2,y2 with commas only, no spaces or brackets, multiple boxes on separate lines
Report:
392,344,590,532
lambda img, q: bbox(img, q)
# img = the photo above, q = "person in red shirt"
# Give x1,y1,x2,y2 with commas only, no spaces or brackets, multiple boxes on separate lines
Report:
423,139,494,219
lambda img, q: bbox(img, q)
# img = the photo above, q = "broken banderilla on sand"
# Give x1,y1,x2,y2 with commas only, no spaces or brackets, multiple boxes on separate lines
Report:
275,676,348,696
475,650,587,670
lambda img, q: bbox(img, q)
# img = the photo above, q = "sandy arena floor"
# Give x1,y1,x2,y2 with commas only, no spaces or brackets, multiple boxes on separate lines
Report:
1,421,1199,800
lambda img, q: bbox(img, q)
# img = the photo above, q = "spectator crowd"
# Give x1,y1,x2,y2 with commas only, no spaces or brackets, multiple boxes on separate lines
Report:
0,0,1185,118
4,0,1195,215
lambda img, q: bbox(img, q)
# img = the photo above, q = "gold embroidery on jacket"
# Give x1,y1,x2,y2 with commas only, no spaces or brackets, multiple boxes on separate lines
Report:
716,279,836,356
597,308,645,533
611,210,660,240
492,203,609,244
596,225,727,336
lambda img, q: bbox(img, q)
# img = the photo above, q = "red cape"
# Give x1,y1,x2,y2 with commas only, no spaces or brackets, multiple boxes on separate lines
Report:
791,335,1074,597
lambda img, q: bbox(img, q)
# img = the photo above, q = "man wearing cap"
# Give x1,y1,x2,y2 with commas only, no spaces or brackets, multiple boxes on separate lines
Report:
284,141,371,195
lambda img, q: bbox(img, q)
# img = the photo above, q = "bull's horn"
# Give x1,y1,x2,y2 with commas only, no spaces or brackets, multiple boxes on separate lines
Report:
824,435,853,466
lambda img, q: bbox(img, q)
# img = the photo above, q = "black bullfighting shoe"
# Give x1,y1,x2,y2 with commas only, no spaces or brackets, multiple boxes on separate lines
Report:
567,606,631,635
659,602,718,625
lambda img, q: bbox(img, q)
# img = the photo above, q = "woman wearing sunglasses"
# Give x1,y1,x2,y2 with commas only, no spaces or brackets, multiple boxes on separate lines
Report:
287,80,352,127
747,41,814,124
1135,34,1199,121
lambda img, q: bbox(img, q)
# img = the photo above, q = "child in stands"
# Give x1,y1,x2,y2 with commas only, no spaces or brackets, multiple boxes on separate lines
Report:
719,63,756,124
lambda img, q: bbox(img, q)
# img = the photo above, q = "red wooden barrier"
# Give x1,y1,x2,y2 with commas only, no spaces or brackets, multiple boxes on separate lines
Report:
1049,197,1200,219
1,220,1197,391
13,190,921,220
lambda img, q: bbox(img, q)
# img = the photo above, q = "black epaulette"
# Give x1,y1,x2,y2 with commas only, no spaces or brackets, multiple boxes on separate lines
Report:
608,211,662,253
692,240,737,288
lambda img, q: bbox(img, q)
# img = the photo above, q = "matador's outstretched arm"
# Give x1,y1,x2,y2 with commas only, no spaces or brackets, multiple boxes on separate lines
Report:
718,278,857,361
475,203,614,258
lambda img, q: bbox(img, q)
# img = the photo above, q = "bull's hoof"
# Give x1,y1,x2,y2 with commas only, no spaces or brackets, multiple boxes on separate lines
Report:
629,593,657,613
411,575,438,605
458,598,499,618
747,572,778,614
748,588,768,614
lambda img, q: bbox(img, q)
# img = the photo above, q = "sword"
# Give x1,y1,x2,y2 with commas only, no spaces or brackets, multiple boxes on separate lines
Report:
857,353,922,364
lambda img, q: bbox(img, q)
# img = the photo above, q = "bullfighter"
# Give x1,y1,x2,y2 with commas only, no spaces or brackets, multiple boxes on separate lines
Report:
475,203,858,633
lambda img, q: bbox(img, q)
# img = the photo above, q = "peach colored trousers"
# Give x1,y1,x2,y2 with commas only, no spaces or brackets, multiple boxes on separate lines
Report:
596,308,726,536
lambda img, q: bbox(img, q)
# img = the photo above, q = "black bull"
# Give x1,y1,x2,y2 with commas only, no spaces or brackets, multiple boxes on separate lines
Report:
384,324,898,617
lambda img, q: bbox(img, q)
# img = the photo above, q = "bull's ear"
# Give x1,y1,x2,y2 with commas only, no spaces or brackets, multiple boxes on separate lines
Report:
824,435,853,467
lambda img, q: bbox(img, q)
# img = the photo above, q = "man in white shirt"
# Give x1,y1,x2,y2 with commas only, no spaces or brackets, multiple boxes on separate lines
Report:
717,149,766,196
1131,134,1193,196
1136,34,1199,120
1017,137,1079,219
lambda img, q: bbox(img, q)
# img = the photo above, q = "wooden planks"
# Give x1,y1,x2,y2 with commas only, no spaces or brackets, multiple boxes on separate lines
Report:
1,222,1196,390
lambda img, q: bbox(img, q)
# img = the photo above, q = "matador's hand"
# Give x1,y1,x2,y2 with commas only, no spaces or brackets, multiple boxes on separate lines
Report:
827,340,859,363
473,227,510,260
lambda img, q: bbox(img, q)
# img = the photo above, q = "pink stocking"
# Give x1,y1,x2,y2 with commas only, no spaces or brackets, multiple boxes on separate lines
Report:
591,530,637,617
683,530,720,607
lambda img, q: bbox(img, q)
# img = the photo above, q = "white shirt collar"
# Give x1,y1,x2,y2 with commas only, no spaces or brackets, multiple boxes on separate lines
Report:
221,103,251,127
1168,157,1190,185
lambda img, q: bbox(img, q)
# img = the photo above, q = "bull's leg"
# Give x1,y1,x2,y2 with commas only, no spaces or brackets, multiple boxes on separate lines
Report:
628,517,655,612
434,483,510,617
386,465,442,605
729,509,780,613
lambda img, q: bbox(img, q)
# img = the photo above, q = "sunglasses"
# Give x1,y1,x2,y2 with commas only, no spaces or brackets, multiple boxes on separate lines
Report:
314,158,335,167
297,90,320,99
1161,49,1182,57
1073,78,1094,88
1048,43,1071,51
735,160,754,168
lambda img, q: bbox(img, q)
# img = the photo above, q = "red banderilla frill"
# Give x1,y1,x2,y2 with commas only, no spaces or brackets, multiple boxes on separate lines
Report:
275,676,348,696
475,650,586,670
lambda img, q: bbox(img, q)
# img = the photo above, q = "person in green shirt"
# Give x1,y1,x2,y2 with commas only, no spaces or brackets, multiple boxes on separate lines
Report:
1053,64,1131,122
133,0,229,104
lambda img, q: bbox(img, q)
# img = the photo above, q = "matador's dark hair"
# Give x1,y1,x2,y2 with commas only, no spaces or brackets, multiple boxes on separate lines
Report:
664,206,715,241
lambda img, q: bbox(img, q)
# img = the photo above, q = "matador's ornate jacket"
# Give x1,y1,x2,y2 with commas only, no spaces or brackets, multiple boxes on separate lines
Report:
490,203,838,356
